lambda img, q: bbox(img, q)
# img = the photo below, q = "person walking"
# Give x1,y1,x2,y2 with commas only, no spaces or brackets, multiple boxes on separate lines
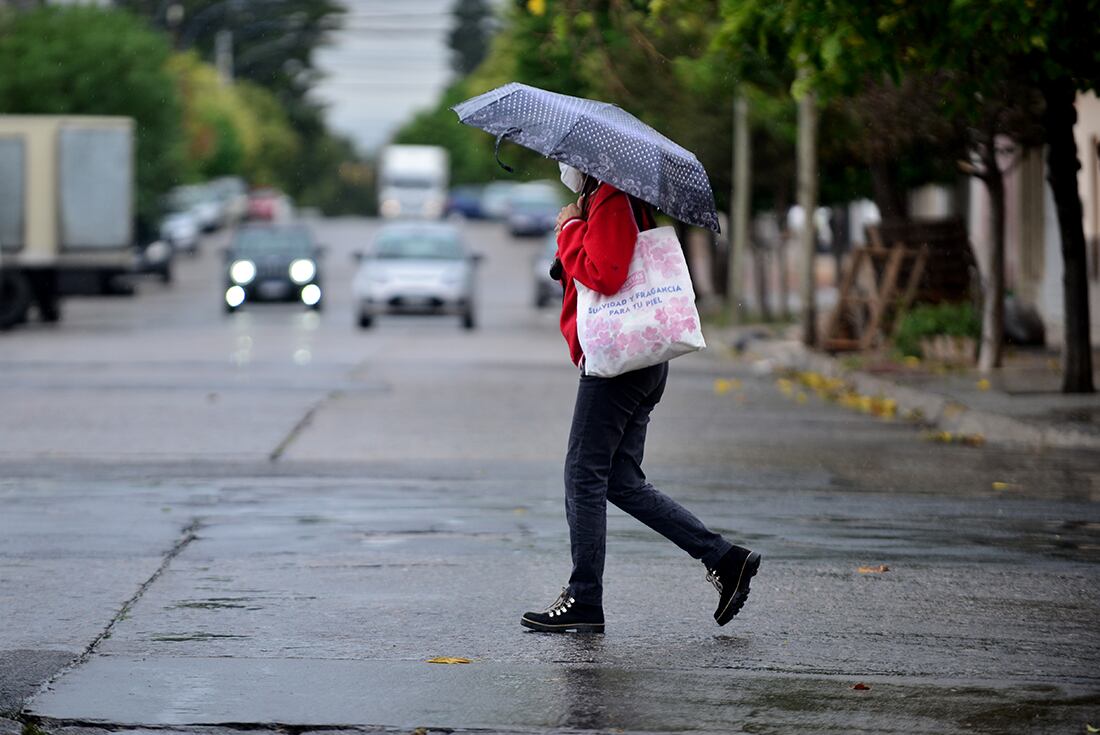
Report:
519,164,761,634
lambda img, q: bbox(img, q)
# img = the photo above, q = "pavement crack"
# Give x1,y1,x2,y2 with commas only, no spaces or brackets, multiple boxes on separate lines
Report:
269,390,341,463
21,518,202,712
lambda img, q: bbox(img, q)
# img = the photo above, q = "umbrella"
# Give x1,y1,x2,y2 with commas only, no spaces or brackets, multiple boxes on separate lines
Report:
452,82,720,232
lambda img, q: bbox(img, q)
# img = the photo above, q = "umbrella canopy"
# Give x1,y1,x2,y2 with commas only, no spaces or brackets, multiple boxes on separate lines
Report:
452,83,720,232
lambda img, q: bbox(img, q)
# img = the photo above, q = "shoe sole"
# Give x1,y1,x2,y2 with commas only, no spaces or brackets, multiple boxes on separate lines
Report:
520,616,605,634
715,551,761,626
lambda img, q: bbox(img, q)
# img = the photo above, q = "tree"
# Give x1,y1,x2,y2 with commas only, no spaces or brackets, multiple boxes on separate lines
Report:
116,0,344,107
450,0,494,76
0,6,185,225
723,0,1098,391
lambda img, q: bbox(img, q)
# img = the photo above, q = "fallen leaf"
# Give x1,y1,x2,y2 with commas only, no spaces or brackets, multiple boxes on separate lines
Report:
858,565,890,574
991,481,1010,491
1085,724,1099,734
977,378,991,391
426,657,472,664
852,682,872,690
714,378,732,395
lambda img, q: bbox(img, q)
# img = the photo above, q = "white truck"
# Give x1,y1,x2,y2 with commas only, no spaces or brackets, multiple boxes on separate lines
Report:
377,145,449,220
0,115,137,328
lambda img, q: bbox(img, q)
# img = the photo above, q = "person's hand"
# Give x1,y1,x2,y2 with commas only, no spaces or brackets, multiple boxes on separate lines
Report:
555,202,582,233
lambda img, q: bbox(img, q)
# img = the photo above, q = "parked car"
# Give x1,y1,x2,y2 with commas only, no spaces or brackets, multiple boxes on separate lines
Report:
507,181,563,237
533,233,562,308
210,176,249,225
247,188,294,222
223,224,323,312
352,222,480,330
446,185,485,219
480,181,516,221
133,238,173,283
159,209,200,255
168,184,222,232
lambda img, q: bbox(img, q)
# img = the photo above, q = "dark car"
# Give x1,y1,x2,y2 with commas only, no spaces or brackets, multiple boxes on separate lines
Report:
224,225,323,312
533,233,561,308
446,185,485,219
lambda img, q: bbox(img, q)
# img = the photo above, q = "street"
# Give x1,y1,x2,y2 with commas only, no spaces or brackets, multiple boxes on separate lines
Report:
1,216,1098,734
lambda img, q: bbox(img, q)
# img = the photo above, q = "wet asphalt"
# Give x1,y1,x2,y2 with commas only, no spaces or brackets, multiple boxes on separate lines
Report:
0,217,1098,734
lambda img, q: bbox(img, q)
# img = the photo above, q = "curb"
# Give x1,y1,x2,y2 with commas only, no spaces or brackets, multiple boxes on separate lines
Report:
734,338,1100,451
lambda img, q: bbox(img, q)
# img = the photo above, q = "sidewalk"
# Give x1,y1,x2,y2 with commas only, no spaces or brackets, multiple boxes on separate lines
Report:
715,326,1100,451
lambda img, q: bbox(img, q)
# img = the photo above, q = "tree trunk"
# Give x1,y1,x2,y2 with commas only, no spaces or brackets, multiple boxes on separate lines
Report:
977,156,1006,373
753,242,772,321
1042,79,1095,393
773,189,791,322
797,82,818,346
870,160,908,223
727,93,750,324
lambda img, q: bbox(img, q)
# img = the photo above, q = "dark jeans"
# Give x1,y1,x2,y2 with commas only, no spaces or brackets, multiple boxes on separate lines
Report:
565,361,732,606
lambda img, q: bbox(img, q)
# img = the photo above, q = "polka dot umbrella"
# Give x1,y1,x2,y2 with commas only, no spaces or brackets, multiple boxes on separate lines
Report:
452,82,720,232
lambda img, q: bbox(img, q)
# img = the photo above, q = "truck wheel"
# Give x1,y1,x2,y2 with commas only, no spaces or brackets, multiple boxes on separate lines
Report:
462,309,476,330
0,271,33,329
160,264,173,284
357,313,373,329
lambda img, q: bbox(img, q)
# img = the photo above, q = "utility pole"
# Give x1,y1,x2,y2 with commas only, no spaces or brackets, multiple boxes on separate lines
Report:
727,92,750,324
215,29,234,84
796,75,818,346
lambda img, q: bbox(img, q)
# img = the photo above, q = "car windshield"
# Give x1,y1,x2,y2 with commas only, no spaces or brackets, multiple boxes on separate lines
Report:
375,233,463,260
233,228,312,256
512,197,558,215
166,187,202,212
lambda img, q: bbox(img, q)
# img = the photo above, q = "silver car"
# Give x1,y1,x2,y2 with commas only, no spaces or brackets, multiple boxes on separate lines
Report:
352,223,481,330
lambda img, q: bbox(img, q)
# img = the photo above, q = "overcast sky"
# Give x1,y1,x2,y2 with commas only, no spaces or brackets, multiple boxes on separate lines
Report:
311,0,460,155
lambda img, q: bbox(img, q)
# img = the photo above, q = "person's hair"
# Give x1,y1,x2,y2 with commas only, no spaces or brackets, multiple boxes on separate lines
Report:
578,174,601,220
579,174,655,231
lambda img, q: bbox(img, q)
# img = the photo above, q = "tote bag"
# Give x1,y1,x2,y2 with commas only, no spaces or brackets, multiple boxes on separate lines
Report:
575,225,706,377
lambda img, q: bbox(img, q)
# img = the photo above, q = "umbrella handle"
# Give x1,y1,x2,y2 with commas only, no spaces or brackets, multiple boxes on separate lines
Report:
494,127,521,173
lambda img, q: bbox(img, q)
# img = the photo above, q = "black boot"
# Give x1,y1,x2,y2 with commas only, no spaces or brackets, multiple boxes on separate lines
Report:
521,588,605,633
707,546,761,625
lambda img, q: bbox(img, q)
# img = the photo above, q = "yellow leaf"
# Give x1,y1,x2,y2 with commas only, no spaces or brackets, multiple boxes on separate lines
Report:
714,378,732,395
796,392,808,404
527,0,546,15
858,564,890,574
991,481,1009,491
427,657,472,664
977,378,991,391
1085,724,1098,734
903,355,920,368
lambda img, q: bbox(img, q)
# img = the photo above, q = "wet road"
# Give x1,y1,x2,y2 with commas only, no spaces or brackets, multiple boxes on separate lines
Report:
1,216,1098,734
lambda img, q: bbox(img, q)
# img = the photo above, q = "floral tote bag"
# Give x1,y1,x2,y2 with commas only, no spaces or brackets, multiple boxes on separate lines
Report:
575,225,706,377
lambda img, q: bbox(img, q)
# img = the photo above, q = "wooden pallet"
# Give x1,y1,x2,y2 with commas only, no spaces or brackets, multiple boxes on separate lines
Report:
822,242,928,352
822,219,975,353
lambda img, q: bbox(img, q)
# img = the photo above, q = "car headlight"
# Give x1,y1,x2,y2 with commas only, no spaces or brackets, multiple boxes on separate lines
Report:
289,258,316,284
380,199,401,218
230,259,256,285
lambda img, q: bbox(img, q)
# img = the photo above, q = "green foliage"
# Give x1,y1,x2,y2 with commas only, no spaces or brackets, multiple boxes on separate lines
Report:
894,302,980,358
0,5,185,224
450,0,494,75
168,53,301,190
115,0,345,106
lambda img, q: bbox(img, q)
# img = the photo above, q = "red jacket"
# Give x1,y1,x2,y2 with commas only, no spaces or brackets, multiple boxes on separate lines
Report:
556,183,652,366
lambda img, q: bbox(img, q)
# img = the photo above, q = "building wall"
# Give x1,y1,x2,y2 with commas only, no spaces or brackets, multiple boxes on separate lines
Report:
968,91,1100,347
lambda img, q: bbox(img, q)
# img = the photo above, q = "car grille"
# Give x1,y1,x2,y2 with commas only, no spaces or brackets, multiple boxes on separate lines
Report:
256,261,288,281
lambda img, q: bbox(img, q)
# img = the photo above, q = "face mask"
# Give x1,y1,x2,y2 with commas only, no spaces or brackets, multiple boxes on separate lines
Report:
559,162,586,194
